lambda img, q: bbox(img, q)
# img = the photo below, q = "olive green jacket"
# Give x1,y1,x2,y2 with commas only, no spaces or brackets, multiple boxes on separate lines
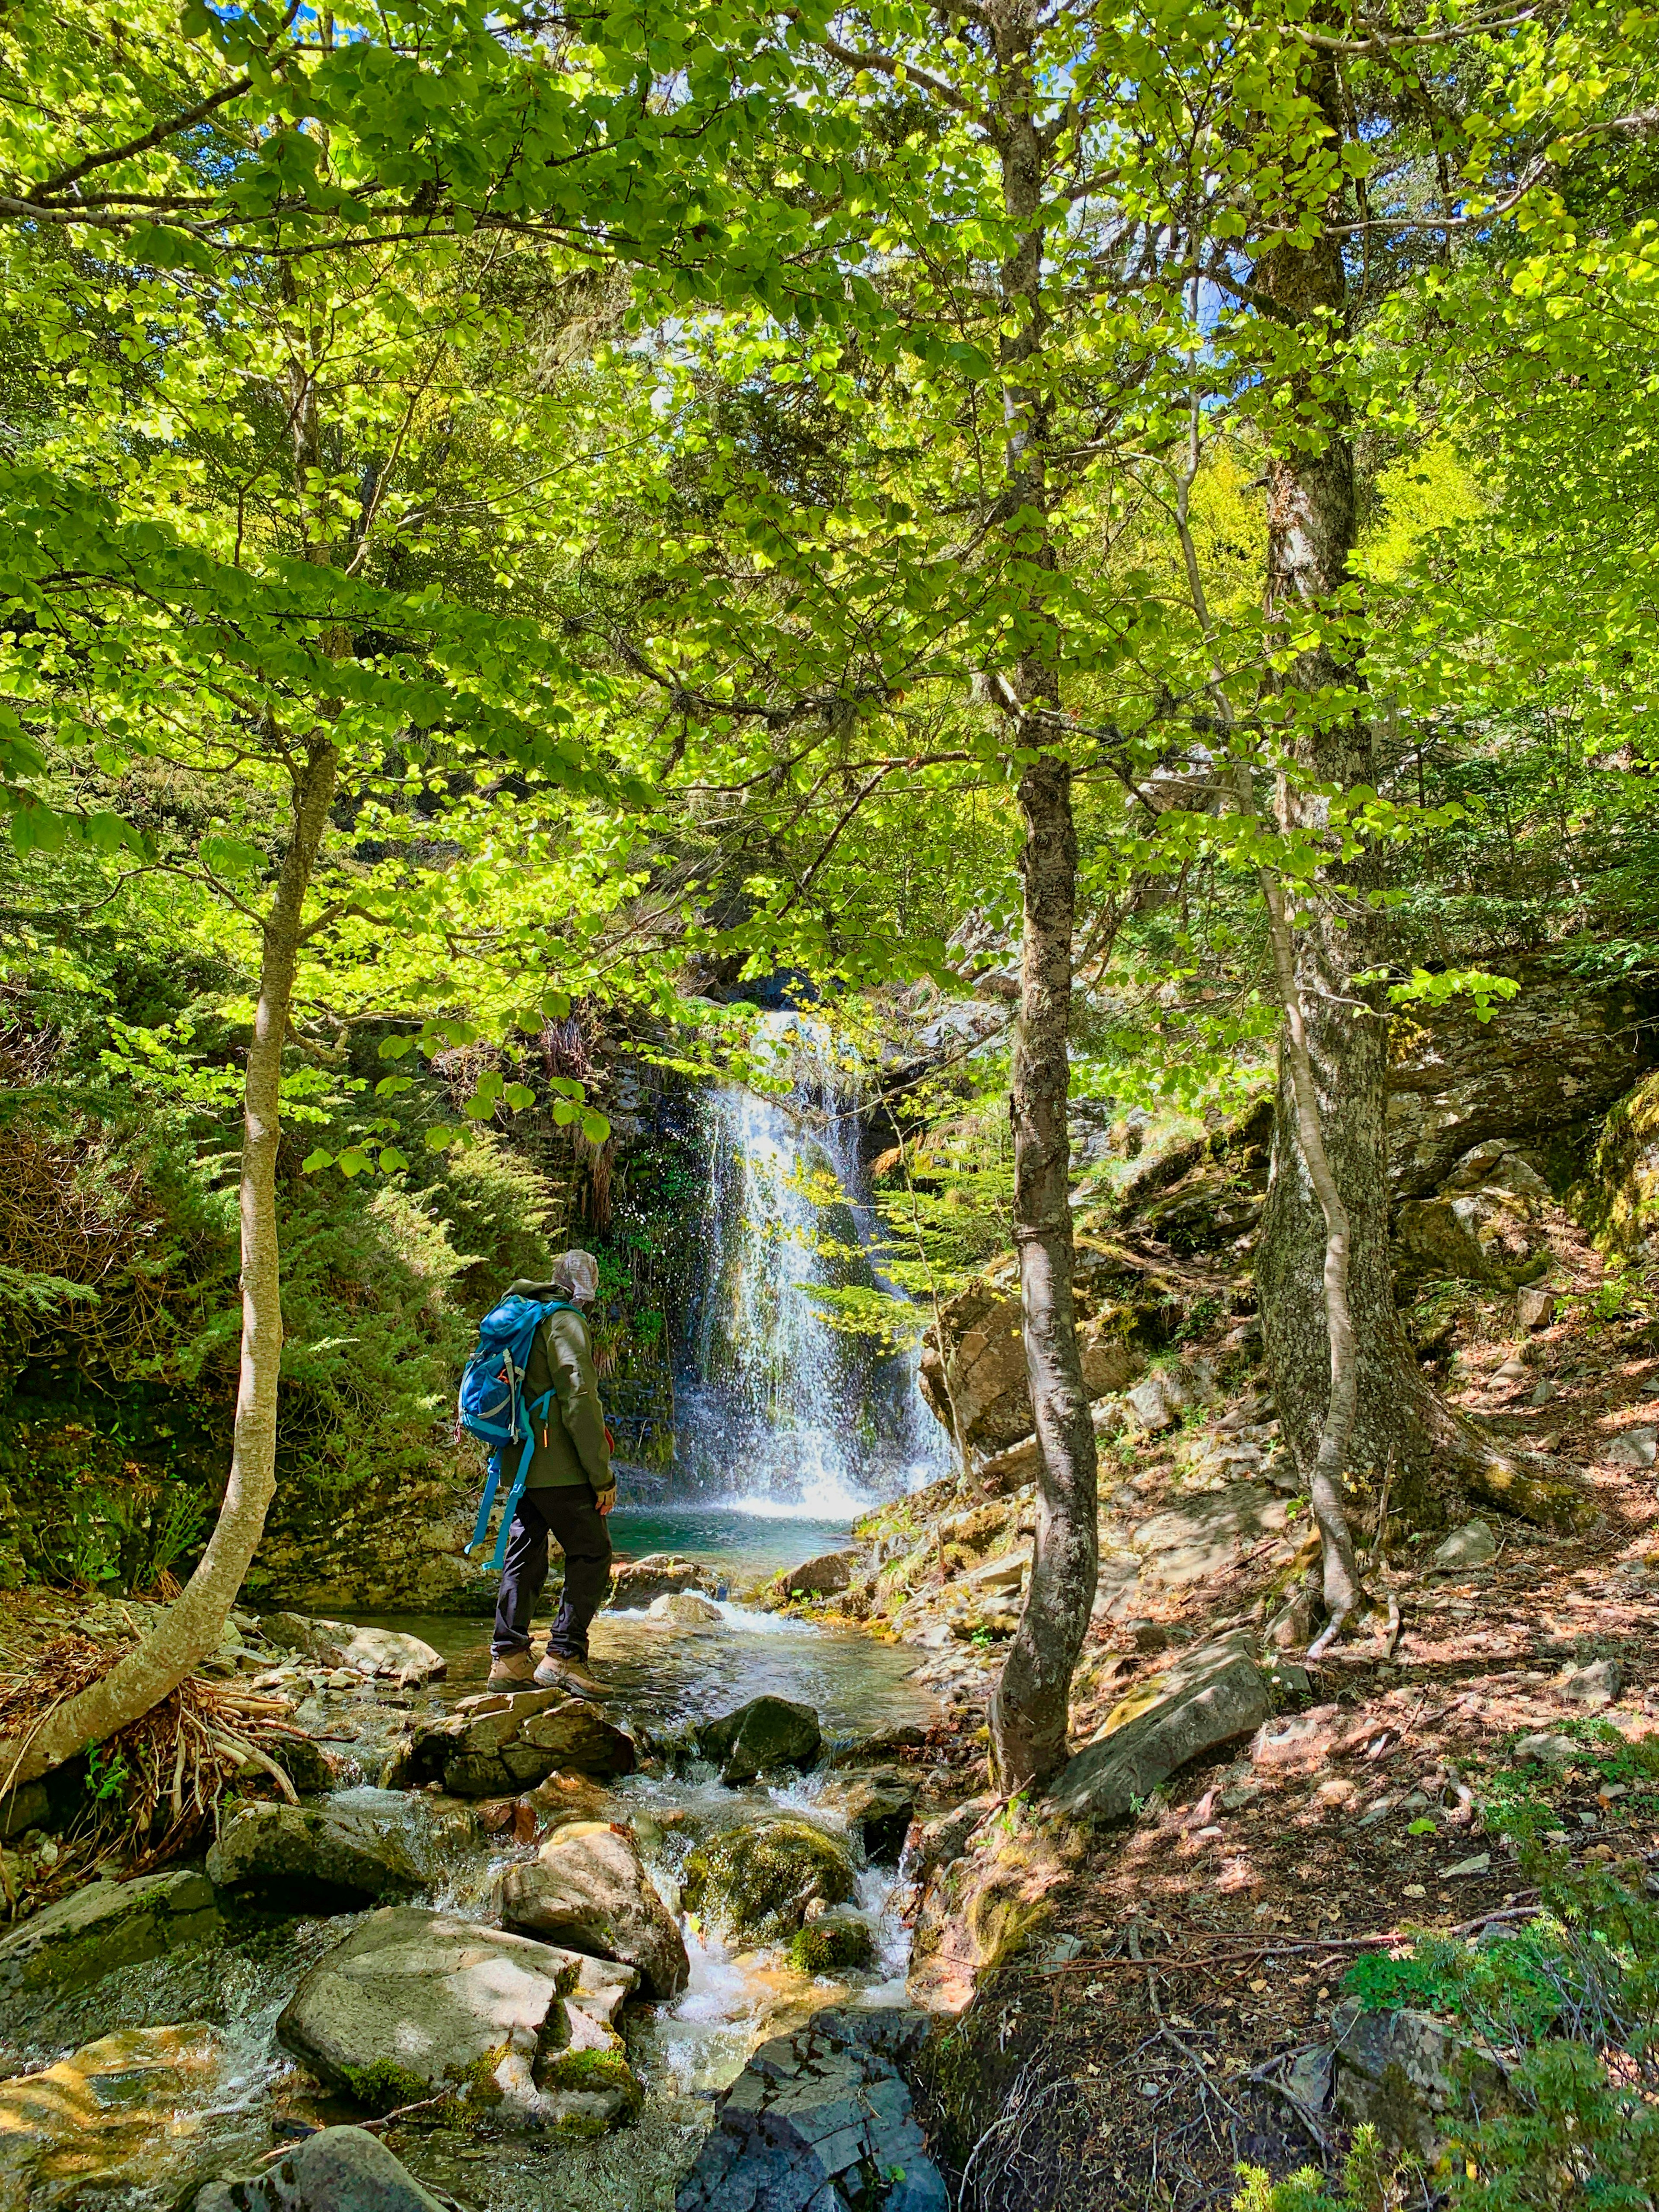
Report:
508,1279,613,1497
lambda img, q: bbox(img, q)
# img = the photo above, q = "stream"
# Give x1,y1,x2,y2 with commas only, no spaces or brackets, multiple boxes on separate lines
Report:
0,1531,942,2212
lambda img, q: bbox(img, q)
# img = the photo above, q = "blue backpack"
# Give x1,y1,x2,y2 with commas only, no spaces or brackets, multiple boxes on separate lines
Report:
458,1294,574,1571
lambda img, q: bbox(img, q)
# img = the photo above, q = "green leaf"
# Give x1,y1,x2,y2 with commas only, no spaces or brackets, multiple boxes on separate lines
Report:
378,1146,410,1173
374,1076,415,1097
503,1083,536,1112
301,1148,334,1173
425,1125,459,1151
581,1110,611,1145
337,1147,372,1178
378,1036,416,1061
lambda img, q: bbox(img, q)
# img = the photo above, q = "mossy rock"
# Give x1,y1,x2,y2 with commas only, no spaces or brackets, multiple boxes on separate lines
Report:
534,2044,644,2122
787,1914,876,1975
681,1818,856,1940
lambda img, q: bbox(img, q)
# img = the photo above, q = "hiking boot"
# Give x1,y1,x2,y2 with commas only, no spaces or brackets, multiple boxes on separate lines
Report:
535,1653,603,1699
487,1649,536,1689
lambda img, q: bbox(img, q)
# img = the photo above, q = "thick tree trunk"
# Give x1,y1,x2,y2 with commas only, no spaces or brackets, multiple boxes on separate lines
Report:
2,741,337,1786
984,0,1099,1792
1252,46,1585,1541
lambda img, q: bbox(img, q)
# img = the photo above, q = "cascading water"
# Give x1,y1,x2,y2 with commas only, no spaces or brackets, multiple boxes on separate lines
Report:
676,1014,950,1515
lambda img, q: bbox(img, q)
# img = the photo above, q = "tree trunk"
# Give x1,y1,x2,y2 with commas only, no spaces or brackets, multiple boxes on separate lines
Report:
1252,45,1585,1540
2,740,337,1786
985,0,1099,1793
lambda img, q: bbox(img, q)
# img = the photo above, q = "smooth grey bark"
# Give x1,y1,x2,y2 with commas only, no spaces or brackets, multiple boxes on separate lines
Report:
4,739,338,1785
983,0,1099,1794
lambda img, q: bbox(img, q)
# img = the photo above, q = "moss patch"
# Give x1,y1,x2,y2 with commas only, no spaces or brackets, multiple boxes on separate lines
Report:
535,2045,644,2126
787,1916,876,1974
681,1817,856,1940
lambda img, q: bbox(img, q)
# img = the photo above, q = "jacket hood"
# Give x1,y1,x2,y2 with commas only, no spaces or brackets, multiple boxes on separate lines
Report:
507,1278,591,1307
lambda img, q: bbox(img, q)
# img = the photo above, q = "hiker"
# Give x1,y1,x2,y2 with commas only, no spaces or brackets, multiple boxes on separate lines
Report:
485,1249,615,1694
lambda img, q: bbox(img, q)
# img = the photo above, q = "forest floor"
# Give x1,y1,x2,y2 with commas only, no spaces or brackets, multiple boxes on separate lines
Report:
814,1212,1659,2209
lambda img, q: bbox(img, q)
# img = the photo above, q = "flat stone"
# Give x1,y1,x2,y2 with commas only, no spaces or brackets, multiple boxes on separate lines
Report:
1560,1658,1623,1705
1130,1484,1288,1591
257,1614,445,1684
206,1802,430,1909
498,1820,689,1999
276,1907,639,2132
961,1550,1029,1594
0,1869,221,1993
1606,1427,1658,1469
648,1591,725,1627
1049,1632,1271,1826
391,1698,636,1798
1430,1519,1498,1572
675,2011,949,2212
190,2125,448,2212
694,1696,821,1785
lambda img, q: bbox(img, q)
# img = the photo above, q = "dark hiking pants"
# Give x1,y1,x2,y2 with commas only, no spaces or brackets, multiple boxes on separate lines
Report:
492,1488,613,1660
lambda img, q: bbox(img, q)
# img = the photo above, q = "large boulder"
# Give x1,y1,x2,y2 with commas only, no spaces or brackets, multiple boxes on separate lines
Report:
497,1820,689,1999
1332,1999,1510,2161
827,1777,916,1866
1385,961,1656,1198
1584,1068,1659,1256
675,2009,948,2212
648,1591,725,1627
693,1696,821,1785
775,1550,858,1596
385,1689,636,1798
276,1907,640,2135
607,1555,718,1610
919,1282,1141,1459
0,2024,224,2212
1048,1630,1271,1825
0,1868,221,1993
257,1614,446,1684
189,2126,448,2212
682,1819,855,1942
205,1802,430,1909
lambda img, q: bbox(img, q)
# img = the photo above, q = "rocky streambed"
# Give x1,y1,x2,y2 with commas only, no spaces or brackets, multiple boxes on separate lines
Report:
0,1567,958,2212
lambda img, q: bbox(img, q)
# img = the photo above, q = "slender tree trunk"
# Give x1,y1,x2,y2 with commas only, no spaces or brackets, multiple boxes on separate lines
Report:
1252,44,1585,1541
985,0,1099,1792
2,741,337,1786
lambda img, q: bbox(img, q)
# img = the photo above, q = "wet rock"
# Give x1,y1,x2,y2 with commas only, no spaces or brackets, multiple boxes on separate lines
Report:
682,1819,856,1941
777,1549,858,1596
648,1591,725,1626
276,1907,640,2133
521,1768,616,1834
1607,1426,1659,1469
1130,1484,1289,1592
0,2022,222,2212
1431,1519,1498,1572
498,1820,689,1998
206,1802,430,1909
390,1692,636,1797
1049,1631,1271,1826
675,2009,948,2212
0,1868,221,1993
257,1614,446,1684
694,1696,821,1784
267,1736,338,1796
833,1779,916,1865
1560,1658,1623,1705
607,1555,718,1610
908,1822,1070,2015
785,1912,876,1975
1333,1999,1509,2160
824,1723,927,1770
189,2125,448,2212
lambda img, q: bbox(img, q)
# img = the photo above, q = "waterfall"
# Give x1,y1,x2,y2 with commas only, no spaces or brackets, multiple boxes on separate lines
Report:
676,1014,950,1516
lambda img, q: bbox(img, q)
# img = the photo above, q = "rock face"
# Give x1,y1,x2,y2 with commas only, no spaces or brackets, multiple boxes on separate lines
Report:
0,2023,223,2212
607,1555,718,1610
497,1820,689,1998
776,1549,859,1596
648,1590,725,1626
206,1802,430,1909
682,1819,856,1941
1126,1484,1289,1592
675,2009,949,2212
385,1689,636,1797
1048,1631,1271,1826
257,1614,446,1684
0,1868,221,1993
1394,1195,1499,1284
694,1696,821,1785
1333,1999,1508,2160
190,2126,448,2212
1386,962,1655,1198
919,1281,1141,1459
276,1907,640,2134
832,1779,916,1865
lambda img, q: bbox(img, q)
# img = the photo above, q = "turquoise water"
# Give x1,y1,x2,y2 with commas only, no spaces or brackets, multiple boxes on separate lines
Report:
607,1504,858,1581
